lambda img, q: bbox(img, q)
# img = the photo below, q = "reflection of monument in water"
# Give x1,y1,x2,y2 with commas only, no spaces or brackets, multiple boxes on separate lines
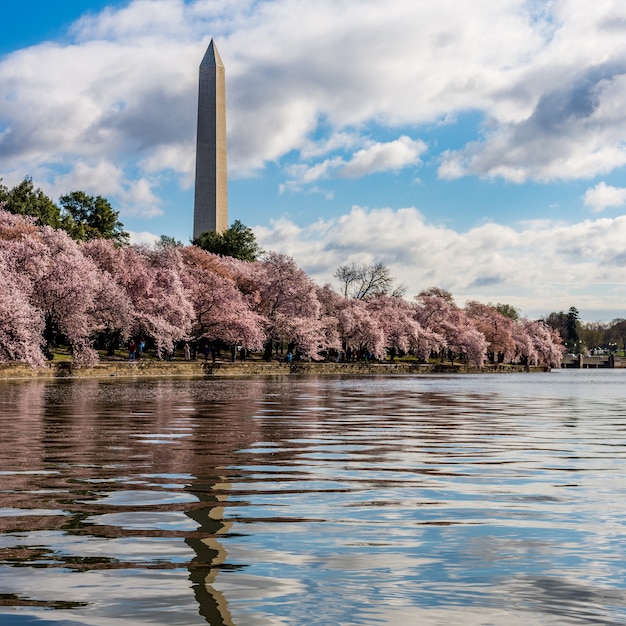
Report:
181,392,268,625
193,39,228,239
185,481,236,626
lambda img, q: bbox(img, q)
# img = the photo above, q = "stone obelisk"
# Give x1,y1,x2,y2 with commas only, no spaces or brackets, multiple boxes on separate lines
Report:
193,39,228,238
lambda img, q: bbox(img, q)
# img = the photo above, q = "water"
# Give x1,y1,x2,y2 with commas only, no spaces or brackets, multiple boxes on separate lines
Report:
1,370,626,625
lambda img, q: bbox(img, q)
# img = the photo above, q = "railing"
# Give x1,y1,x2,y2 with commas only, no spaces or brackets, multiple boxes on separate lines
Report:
561,354,626,368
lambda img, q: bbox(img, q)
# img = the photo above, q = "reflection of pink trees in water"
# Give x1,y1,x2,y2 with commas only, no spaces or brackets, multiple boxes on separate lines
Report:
0,378,273,623
0,377,375,623
0,209,563,367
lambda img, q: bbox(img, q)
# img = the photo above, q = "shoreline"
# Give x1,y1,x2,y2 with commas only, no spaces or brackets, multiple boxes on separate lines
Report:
0,360,549,381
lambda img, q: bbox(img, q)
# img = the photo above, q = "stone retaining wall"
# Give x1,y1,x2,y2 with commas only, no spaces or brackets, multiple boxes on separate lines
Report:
0,360,547,381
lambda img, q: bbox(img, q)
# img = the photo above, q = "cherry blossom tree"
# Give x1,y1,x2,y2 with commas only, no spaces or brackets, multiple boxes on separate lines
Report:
465,301,516,363
319,286,386,358
415,287,487,367
251,253,325,359
32,227,105,365
0,206,40,239
314,285,343,357
124,245,193,356
179,246,264,349
0,252,45,366
83,240,193,356
514,318,564,367
366,295,429,360
0,211,105,365
81,239,134,354
0,210,46,364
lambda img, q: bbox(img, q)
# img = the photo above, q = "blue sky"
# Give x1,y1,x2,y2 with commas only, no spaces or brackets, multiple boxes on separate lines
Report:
2,0,626,321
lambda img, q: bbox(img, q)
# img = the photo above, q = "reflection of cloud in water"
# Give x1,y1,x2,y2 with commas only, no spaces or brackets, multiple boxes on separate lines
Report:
355,605,557,626
0,508,67,517
508,575,626,625
0,567,199,626
3,375,626,624
214,573,307,602
43,532,195,562
86,511,200,532
85,490,198,507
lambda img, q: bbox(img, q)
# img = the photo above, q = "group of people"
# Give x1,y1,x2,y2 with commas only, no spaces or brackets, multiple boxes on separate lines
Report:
127,339,145,361
128,339,189,361
201,343,248,362
125,340,322,364
230,345,248,362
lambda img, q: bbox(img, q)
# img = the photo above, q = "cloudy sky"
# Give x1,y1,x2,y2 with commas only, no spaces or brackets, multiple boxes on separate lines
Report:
2,0,626,320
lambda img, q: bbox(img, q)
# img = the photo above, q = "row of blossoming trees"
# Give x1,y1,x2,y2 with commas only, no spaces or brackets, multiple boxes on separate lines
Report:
0,209,564,368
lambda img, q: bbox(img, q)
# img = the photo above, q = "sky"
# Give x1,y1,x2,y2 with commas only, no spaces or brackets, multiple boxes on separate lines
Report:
2,0,626,321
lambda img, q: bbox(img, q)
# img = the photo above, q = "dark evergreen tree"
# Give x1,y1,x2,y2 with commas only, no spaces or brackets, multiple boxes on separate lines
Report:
566,306,580,351
545,307,581,353
192,220,263,261
0,177,64,229
59,191,129,244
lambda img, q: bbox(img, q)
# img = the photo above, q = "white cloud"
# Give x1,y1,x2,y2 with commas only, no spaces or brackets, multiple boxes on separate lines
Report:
3,0,626,288
128,230,161,246
3,0,626,191
282,136,426,190
255,206,626,321
50,160,126,199
299,131,361,160
0,0,626,204
338,136,426,179
583,181,626,212
49,161,163,218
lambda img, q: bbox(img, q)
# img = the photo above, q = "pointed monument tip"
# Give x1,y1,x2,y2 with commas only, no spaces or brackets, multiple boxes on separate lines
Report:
201,38,224,68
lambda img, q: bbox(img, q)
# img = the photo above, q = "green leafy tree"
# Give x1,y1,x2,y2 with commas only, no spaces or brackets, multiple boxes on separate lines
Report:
59,191,129,244
192,220,262,261
492,302,520,320
579,321,608,353
156,235,183,249
607,319,626,354
0,177,64,228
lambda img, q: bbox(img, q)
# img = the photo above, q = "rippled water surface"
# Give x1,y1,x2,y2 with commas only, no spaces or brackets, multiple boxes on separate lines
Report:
1,370,626,625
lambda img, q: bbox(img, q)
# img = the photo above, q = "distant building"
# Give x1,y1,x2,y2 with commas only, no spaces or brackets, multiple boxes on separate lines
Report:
193,39,228,239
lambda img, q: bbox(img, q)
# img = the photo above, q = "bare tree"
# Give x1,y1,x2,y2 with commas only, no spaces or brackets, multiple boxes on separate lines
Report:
334,262,406,300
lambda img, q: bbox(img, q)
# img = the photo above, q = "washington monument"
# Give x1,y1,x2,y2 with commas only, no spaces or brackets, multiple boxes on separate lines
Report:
193,39,228,239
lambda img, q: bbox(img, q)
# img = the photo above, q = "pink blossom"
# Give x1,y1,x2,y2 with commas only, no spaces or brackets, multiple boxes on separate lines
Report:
0,253,45,366
465,301,516,363
179,246,264,348
415,288,487,367
252,253,325,358
515,318,564,367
